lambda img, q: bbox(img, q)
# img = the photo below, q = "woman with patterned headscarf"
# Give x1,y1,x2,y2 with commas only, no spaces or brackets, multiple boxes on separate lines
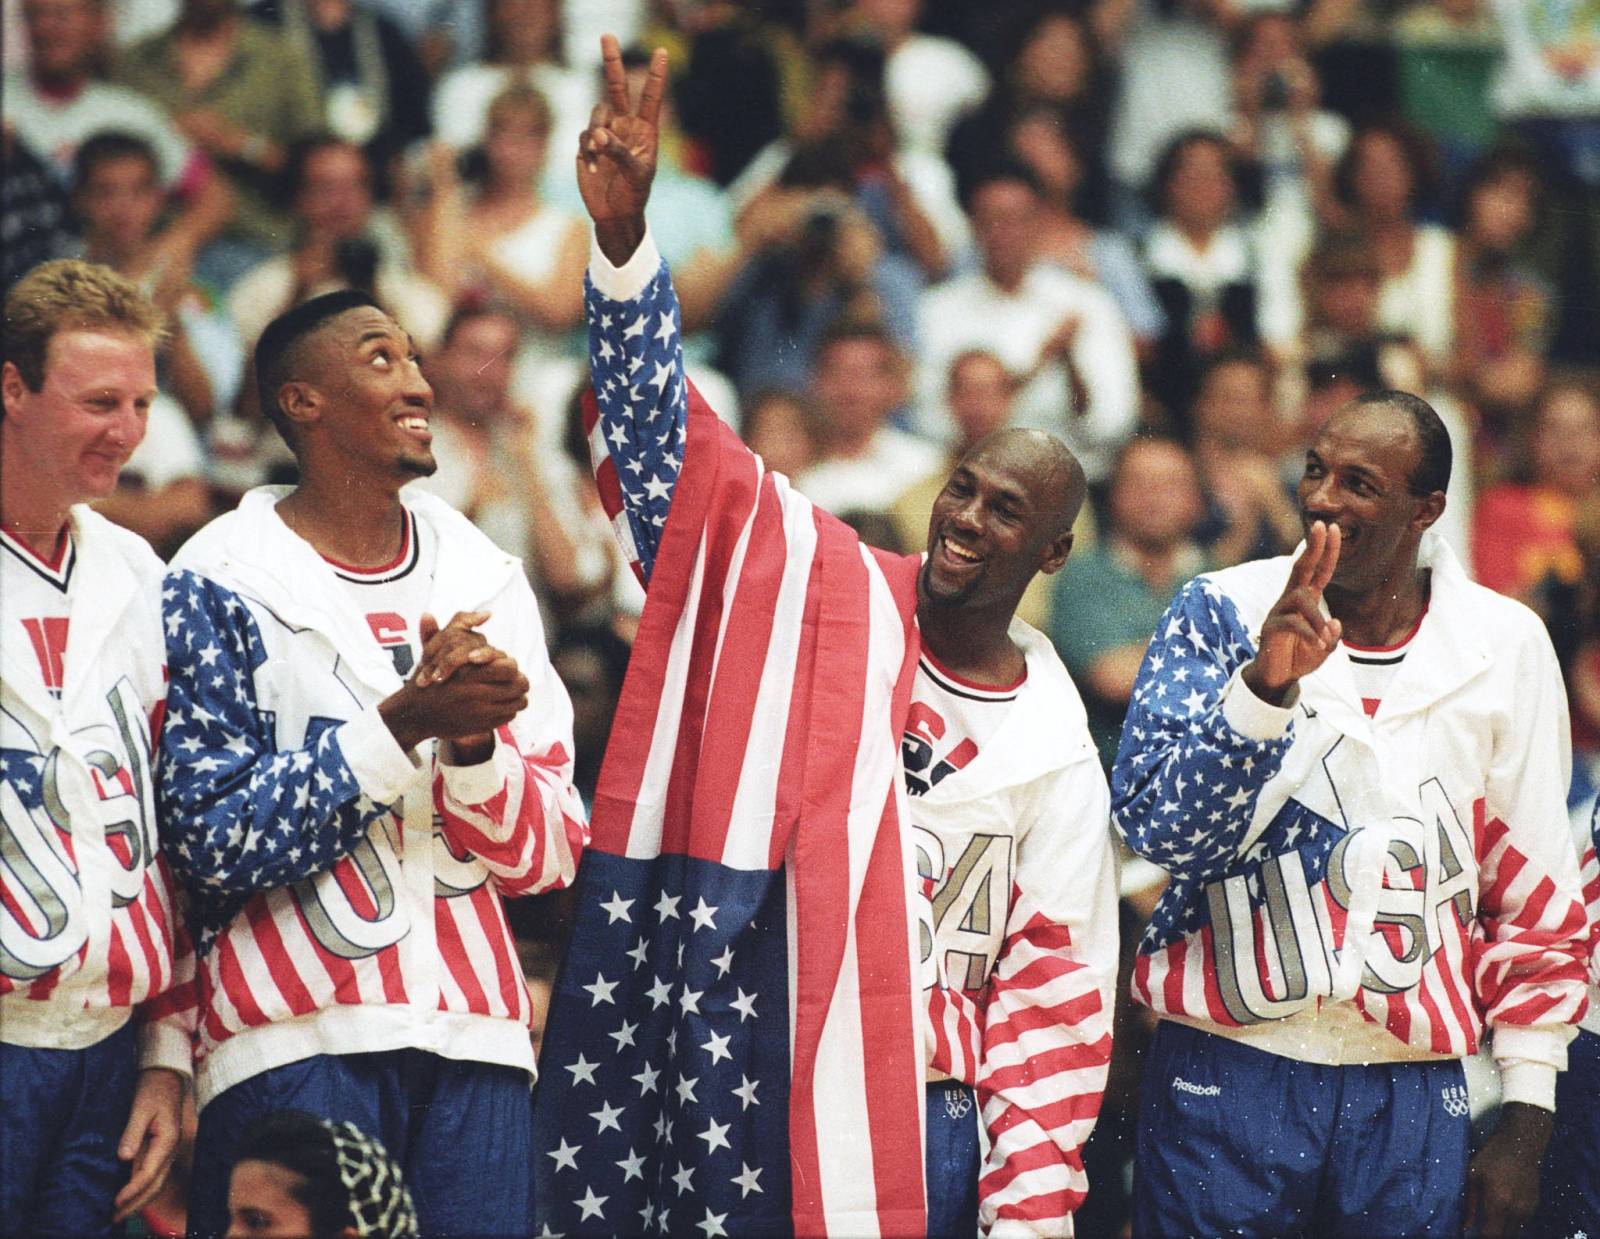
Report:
224,1111,418,1239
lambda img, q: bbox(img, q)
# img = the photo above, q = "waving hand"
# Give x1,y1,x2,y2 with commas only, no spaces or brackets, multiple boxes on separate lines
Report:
578,35,669,263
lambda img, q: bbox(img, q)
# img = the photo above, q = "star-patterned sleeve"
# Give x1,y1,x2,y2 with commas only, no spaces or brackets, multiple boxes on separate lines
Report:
585,228,688,587
1110,577,1297,882
158,571,412,908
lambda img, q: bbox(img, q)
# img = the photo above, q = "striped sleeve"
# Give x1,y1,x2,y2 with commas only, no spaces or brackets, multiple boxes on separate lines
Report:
1586,800,1600,985
584,228,687,587
1111,577,1295,881
1475,619,1589,1108
977,750,1118,1236
136,851,198,1074
434,581,588,897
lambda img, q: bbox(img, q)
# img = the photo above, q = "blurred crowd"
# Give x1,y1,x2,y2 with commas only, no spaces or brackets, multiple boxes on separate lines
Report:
4,0,1598,1229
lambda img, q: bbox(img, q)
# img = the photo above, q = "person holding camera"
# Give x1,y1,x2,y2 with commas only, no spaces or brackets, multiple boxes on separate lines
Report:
228,136,449,356
159,289,588,1235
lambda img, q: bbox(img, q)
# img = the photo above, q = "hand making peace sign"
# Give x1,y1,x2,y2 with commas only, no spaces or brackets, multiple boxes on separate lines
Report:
578,35,669,262
1241,520,1343,706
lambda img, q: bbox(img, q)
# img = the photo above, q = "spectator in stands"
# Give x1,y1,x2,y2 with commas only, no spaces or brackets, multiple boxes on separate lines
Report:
1487,0,1600,363
1324,122,1456,373
1189,350,1301,567
226,1111,418,1239
114,0,324,287
72,131,242,429
416,84,586,365
714,180,916,398
7,0,230,265
430,0,593,181
1006,105,1165,354
947,9,1112,214
230,135,448,353
549,623,633,812
1,128,74,292
252,0,433,178
792,320,942,517
547,45,738,351
1228,11,1347,242
1103,0,1235,230
1141,129,1266,424
408,305,610,628
1474,381,1600,609
1051,436,1209,768
1288,230,1478,564
918,162,1138,487
727,35,967,282
846,0,989,157
1451,147,1555,431
741,388,819,481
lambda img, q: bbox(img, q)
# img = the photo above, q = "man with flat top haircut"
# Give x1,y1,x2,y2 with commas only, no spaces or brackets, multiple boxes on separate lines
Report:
158,289,588,1235
1,259,193,1235
1113,391,1590,1238
530,36,1117,1239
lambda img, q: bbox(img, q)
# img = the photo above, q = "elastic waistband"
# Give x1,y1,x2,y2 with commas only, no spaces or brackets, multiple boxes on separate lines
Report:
0,997,131,1050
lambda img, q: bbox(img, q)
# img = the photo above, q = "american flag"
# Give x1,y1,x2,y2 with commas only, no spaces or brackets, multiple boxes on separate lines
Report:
533,251,928,1237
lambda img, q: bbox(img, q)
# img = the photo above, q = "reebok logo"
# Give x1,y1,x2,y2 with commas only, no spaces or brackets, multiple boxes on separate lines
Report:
1172,1077,1222,1098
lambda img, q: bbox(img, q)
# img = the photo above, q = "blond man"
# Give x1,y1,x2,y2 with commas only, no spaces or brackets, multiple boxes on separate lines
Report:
1,260,194,1235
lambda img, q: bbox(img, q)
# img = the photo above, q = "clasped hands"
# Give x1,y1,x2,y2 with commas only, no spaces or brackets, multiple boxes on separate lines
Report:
379,611,528,764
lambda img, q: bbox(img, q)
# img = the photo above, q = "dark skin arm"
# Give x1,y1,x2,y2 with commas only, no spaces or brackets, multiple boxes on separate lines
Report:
1464,1101,1553,1238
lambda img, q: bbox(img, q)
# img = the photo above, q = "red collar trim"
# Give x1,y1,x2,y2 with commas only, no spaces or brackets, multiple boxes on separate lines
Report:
921,645,1028,693
1343,604,1429,654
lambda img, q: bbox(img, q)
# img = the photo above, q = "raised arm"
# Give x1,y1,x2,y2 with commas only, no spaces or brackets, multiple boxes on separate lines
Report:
577,38,689,585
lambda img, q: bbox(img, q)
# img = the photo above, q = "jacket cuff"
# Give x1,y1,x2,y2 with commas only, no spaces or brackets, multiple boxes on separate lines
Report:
1221,667,1297,742
138,1018,193,1077
440,742,503,806
589,226,661,301
340,704,418,806
1497,1059,1557,1111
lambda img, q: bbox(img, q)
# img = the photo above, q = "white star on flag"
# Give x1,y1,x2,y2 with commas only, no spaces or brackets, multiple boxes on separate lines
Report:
547,1139,580,1171
583,973,618,1006
688,897,718,931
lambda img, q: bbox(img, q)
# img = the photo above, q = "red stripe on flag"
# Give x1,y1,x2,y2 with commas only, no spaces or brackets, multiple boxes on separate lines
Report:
585,383,723,854
690,473,789,863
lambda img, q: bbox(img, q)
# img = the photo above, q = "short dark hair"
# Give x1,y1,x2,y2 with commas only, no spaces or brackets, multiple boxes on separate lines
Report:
71,131,160,190
1148,129,1236,214
283,133,370,205
254,288,382,440
440,302,515,349
1333,122,1438,214
815,316,899,364
1353,388,1451,495
956,158,1044,216
232,1111,353,1239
